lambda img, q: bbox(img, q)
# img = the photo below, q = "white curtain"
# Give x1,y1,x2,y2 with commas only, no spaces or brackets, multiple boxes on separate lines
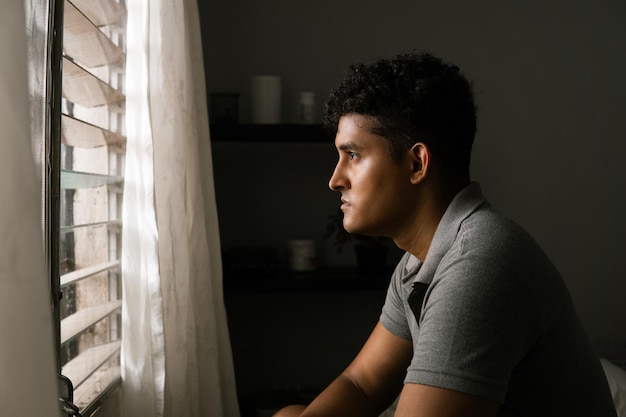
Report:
121,1,240,416
0,1,60,416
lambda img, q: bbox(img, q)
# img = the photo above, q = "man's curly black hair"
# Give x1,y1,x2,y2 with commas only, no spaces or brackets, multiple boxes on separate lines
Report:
322,52,477,183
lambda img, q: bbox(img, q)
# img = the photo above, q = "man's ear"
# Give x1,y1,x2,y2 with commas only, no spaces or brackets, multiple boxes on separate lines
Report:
409,142,430,184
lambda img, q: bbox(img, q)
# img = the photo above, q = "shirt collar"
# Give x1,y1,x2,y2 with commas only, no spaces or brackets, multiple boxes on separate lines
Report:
410,181,488,285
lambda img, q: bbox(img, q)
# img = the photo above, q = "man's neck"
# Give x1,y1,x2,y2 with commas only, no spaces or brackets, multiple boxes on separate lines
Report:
393,181,466,261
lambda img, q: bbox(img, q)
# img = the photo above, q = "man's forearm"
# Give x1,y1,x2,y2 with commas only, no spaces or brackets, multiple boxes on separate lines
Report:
300,373,392,417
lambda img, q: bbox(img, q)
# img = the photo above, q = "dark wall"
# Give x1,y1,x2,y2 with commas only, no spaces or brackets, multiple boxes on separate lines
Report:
225,290,385,413
199,0,626,411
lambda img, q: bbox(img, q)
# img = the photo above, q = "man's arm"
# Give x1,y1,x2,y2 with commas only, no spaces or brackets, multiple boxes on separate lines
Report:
275,320,501,417
275,321,412,417
394,384,499,417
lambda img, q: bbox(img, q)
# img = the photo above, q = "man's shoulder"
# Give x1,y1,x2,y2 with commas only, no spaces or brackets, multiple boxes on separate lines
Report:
459,205,536,252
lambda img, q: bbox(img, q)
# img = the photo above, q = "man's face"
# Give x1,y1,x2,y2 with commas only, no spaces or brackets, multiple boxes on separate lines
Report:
329,114,414,237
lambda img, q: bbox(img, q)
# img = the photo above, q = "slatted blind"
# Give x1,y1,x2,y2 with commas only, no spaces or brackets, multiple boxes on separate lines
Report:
57,0,126,412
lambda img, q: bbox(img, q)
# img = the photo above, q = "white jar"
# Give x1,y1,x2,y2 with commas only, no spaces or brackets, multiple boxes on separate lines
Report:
298,91,315,124
251,75,281,124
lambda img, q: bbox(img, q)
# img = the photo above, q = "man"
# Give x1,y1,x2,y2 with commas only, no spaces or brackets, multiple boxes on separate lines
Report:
274,52,616,417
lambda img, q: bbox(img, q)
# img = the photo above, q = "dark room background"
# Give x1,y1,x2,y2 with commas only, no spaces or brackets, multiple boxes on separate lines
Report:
198,0,626,413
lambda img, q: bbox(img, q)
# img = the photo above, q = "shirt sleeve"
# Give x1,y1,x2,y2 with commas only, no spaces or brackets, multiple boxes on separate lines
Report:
405,248,544,403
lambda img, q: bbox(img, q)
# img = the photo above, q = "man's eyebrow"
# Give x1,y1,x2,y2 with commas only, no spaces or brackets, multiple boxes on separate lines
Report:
338,141,361,151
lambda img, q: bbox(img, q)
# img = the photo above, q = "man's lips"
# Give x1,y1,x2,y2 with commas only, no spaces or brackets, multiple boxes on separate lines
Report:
340,198,350,209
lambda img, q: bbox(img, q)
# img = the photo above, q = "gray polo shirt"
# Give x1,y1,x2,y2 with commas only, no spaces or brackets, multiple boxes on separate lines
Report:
380,182,616,416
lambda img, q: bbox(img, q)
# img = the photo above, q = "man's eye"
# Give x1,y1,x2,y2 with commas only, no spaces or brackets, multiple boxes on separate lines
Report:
348,151,358,159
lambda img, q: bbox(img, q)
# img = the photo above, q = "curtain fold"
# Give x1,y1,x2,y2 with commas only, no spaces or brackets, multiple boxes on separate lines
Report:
122,1,240,416
0,1,60,416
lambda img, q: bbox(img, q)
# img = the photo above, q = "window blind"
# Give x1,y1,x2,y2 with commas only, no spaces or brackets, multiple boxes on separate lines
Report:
56,0,127,413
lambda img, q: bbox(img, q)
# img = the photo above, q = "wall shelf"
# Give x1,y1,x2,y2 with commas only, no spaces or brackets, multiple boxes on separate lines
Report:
210,123,333,142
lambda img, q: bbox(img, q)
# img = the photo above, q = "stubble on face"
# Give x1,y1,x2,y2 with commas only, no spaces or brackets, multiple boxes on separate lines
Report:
330,114,413,238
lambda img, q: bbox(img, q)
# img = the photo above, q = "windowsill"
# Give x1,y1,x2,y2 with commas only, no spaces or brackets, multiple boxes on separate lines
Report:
74,366,121,417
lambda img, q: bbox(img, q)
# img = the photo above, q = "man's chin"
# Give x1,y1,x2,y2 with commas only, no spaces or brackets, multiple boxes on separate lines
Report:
343,223,368,236
343,218,381,236
342,224,359,235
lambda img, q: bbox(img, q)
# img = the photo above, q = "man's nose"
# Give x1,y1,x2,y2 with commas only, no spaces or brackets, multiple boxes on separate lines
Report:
328,164,345,191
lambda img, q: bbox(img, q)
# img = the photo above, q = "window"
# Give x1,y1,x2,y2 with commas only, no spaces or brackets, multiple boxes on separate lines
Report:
47,1,127,414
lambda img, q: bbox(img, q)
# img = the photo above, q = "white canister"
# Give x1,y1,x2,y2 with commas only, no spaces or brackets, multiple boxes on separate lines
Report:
250,75,281,124
288,239,317,272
